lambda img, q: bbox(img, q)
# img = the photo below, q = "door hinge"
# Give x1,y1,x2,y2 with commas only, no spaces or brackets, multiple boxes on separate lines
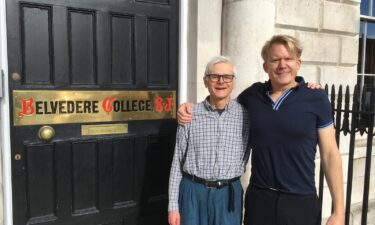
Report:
0,69,3,99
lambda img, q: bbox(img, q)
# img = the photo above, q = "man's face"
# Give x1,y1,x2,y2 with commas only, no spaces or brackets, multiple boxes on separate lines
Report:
263,43,301,89
204,62,235,101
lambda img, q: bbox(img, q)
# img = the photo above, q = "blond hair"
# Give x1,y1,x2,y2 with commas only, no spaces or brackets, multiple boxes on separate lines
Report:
261,35,303,61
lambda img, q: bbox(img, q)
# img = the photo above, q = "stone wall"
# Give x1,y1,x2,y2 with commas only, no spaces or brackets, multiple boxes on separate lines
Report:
350,199,375,225
193,0,361,99
196,0,223,102
222,0,275,97
195,0,371,223
275,0,360,87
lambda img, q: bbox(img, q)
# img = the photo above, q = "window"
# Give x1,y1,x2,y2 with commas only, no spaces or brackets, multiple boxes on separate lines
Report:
358,0,375,105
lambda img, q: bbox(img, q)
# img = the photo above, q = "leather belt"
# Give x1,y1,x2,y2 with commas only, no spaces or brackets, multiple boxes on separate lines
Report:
182,171,240,189
182,172,240,212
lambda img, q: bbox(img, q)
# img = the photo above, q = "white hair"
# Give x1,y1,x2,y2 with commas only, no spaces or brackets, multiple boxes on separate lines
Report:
204,56,236,76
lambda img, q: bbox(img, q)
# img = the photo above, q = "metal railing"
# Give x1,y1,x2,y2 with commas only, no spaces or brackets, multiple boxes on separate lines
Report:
318,83,375,225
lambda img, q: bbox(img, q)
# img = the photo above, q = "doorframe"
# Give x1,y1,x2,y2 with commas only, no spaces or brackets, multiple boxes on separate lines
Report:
179,0,188,104
0,1,190,225
0,0,13,224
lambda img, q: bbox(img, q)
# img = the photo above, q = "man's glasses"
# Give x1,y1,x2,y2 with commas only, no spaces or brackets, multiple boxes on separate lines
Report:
205,74,235,83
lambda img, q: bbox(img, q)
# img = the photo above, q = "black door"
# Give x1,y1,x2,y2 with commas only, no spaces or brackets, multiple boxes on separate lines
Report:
6,0,179,225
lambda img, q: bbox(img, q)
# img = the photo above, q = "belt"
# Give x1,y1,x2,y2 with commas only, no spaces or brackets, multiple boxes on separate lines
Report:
252,185,285,194
182,171,240,188
182,172,240,212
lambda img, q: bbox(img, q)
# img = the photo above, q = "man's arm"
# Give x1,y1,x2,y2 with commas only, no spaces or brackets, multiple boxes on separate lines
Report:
176,82,320,125
318,126,345,225
168,125,188,225
177,103,193,125
241,108,251,164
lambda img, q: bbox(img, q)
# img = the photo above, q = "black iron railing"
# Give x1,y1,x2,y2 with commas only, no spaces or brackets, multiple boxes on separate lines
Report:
318,84,375,225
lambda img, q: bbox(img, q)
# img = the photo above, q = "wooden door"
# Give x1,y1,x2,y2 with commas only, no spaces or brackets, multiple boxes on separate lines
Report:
6,0,179,224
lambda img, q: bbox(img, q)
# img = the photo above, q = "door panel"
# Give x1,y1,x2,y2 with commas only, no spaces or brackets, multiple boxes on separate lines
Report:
7,0,179,224
69,10,97,85
72,141,98,213
22,5,52,84
111,15,134,85
26,144,55,219
148,19,169,85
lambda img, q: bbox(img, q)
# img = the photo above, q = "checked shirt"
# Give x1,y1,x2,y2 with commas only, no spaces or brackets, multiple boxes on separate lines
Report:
168,98,250,211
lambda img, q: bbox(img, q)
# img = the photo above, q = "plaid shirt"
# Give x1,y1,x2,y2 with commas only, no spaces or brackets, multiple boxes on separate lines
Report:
168,98,250,212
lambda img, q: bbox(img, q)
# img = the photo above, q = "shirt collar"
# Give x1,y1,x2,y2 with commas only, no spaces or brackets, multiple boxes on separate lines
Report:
265,76,305,93
203,96,234,112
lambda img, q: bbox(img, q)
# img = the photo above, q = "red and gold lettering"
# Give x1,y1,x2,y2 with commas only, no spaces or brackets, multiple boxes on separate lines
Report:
164,97,173,112
154,97,163,112
18,97,35,117
102,97,116,114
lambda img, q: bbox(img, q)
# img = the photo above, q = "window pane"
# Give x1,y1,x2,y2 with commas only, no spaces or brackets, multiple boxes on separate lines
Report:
362,76,374,108
361,0,370,15
364,22,375,74
364,76,375,88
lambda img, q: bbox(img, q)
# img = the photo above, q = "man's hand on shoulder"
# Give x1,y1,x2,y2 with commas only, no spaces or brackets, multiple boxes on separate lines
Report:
177,102,193,125
168,211,180,225
307,82,323,90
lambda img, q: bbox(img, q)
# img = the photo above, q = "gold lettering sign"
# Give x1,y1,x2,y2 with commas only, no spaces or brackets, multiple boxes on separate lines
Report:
13,90,176,126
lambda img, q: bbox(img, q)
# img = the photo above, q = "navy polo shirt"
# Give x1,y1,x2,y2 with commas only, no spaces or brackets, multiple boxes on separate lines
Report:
238,77,333,195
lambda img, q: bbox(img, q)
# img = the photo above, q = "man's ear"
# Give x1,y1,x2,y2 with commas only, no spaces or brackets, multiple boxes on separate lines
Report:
203,76,208,88
263,62,268,73
296,58,302,70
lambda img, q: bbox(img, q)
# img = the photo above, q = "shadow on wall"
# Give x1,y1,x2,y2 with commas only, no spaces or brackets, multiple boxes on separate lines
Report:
349,199,375,225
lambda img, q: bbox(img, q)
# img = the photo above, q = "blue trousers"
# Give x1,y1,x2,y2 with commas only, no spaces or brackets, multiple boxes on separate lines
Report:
179,177,243,225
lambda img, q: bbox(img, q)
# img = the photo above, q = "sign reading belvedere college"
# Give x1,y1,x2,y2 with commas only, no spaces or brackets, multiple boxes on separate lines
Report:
13,90,176,126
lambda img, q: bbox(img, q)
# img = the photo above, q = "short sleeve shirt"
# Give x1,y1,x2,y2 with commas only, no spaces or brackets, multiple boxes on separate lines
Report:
238,77,333,195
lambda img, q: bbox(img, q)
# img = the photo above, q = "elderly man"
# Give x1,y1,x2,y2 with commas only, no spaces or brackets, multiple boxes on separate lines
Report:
168,56,250,225
177,35,344,225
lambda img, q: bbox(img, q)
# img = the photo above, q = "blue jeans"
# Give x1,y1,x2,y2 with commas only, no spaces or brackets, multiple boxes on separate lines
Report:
179,177,243,225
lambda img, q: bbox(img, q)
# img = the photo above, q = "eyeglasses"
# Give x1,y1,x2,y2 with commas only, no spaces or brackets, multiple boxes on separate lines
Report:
205,74,235,83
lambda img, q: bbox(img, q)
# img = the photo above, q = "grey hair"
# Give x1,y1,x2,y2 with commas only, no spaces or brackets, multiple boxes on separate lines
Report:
204,56,236,76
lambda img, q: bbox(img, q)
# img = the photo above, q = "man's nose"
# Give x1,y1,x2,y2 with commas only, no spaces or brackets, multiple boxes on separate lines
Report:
278,59,287,67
